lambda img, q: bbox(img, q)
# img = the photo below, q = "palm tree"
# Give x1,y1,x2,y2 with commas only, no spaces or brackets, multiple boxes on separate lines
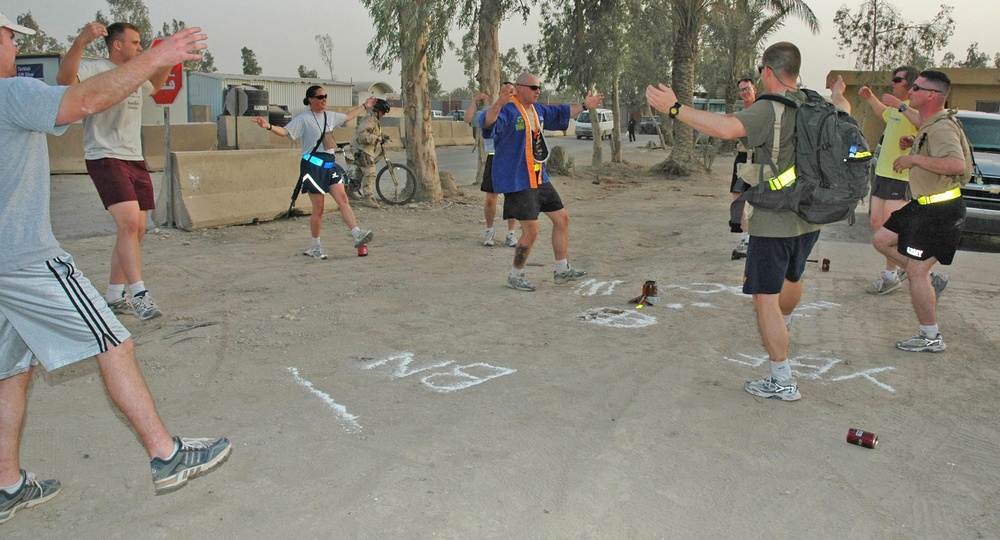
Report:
660,0,818,175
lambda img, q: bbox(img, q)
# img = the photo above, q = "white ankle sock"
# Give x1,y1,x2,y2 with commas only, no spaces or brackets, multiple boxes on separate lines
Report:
1,476,23,495
128,281,147,297
919,324,939,337
770,360,793,383
555,259,569,273
106,284,126,303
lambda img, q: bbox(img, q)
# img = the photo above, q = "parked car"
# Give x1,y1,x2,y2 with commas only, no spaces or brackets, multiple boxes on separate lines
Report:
431,110,446,119
957,110,1000,235
575,109,614,140
638,115,661,134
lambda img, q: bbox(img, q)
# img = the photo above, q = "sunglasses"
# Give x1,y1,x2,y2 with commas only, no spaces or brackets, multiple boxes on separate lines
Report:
738,87,753,93
517,83,542,91
911,83,943,94
891,77,906,83
311,94,328,100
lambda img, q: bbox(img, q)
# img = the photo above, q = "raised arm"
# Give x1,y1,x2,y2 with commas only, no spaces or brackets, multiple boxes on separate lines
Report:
56,22,107,86
465,93,489,124
55,27,207,126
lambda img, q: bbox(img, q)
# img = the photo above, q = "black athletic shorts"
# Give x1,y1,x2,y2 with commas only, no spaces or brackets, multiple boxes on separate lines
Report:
884,198,965,265
742,231,820,295
502,182,564,221
480,153,496,193
871,174,910,201
730,151,750,194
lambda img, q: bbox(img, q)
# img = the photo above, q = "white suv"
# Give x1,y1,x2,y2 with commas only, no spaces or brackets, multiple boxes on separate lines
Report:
574,109,614,140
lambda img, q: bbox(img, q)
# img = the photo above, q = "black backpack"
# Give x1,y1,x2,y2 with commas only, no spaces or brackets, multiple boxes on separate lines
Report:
735,88,873,225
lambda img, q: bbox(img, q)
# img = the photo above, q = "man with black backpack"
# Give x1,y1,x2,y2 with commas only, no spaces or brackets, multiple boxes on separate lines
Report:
872,71,972,353
647,42,851,402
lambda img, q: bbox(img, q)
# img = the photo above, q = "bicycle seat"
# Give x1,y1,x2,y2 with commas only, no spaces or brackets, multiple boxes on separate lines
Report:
336,142,351,149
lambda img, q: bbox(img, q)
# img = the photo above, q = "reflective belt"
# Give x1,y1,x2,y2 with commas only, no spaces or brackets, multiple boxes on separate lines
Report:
916,186,961,205
303,153,335,169
766,166,797,191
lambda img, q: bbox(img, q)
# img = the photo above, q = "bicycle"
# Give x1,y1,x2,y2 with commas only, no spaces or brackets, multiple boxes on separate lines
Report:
335,137,417,205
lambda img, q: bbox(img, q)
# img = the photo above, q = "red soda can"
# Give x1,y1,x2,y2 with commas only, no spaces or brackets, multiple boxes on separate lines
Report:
822,258,830,272
846,428,878,449
357,245,368,257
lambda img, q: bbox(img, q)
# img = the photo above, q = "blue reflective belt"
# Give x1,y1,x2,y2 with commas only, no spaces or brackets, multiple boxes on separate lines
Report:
303,153,335,169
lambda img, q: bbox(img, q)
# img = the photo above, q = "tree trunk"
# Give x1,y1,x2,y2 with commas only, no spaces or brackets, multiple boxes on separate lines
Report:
398,3,442,202
475,0,502,184
663,0,704,175
611,77,622,163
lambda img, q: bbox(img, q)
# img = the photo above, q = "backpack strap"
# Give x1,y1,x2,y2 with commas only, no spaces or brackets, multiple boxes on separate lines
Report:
752,93,798,187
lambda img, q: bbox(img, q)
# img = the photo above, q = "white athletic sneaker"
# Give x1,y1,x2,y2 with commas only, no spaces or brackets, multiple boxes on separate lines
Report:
483,229,495,247
505,232,518,247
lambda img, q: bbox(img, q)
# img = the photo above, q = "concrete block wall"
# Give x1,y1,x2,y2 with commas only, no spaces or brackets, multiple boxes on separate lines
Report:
46,123,218,174
160,149,305,231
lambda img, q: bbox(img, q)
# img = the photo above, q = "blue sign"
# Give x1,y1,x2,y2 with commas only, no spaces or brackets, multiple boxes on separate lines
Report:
16,64,43,79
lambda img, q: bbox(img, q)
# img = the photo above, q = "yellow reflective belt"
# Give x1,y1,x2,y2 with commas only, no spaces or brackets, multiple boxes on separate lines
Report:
767,166,797,191
850,150,872,159
916,186,961,205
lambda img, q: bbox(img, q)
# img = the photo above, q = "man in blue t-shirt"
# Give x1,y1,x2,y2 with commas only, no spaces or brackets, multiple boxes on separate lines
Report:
482,73,604,291
0,20,230,525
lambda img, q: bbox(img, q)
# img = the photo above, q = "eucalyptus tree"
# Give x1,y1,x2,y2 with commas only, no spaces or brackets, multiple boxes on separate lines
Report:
834,0,954,72
70,0,154,57
457,0,533,181
14,12,66,54
363,0,460,202
530,0,624,167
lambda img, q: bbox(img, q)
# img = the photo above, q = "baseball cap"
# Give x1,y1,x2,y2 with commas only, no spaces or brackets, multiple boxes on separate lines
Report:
0,11,36,36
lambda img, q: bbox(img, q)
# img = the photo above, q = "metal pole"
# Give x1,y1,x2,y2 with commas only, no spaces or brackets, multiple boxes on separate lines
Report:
164,106,174,228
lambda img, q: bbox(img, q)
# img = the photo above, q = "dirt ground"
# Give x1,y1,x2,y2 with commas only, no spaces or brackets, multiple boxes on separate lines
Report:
7,140,1000,538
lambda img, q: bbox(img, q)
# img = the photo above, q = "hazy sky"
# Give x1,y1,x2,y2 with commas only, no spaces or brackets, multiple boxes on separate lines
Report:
6,0,995,93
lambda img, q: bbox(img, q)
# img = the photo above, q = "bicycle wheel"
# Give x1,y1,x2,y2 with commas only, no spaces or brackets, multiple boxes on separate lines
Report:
375,163,417,205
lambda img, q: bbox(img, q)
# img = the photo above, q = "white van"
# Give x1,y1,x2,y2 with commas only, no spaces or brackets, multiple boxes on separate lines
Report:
431,110,446,119
574,109,614,140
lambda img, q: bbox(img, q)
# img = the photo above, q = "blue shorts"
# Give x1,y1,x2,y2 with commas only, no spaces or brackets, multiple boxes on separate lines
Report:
1,254,130,379
502,182,564,221
742,231,821,295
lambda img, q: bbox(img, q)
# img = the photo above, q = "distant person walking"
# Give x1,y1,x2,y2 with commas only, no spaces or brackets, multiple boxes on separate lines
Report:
482,73,603,291
627,116,636,142
57,21,169,320
465,92,517,247
254,88,375,259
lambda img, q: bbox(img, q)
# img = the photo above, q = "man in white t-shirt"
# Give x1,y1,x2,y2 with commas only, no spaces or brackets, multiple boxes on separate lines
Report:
57,22,170,320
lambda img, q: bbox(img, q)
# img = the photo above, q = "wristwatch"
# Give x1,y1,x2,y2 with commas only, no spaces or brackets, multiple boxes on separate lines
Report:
669,102,682,119
898,103,908,112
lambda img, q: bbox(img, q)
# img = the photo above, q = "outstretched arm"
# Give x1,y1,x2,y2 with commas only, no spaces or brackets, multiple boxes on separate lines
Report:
465,93,489,124
56,28,207,126
646,83,745,140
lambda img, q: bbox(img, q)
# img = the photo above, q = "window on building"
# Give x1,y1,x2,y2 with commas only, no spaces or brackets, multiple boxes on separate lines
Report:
975,101,999,113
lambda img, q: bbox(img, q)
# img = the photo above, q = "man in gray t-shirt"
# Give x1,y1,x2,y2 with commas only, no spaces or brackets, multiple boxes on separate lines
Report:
57,21,170,321
0,20,229,525
647,42,850,403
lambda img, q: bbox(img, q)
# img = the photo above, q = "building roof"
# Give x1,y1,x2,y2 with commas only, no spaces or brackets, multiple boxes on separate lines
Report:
188,71,353,87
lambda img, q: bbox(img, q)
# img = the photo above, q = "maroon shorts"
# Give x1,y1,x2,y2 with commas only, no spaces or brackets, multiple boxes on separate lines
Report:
85,158,156,210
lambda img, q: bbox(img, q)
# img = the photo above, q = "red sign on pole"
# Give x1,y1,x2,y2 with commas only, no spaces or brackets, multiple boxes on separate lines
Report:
150,39,183,105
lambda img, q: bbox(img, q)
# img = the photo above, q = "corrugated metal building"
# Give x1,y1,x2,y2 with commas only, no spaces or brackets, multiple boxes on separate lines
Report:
187,72,355,121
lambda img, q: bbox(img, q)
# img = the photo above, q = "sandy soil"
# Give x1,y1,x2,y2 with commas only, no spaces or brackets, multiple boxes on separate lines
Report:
7,141,1000,538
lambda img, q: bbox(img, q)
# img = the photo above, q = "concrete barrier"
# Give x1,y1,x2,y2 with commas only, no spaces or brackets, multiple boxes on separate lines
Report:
158,149,305,231
46,122,218,174
217,116,405,151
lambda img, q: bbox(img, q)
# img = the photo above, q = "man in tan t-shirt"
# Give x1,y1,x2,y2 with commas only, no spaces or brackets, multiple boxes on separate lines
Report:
872,70,973,353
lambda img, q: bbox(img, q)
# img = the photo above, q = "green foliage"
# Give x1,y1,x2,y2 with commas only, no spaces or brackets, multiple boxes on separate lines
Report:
14,12,66,54
298,65,319,78
241,47,262,75
362,0,460,72
834,0,955,71
528,0,622,98
154,20,216,72
69,0,153,57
